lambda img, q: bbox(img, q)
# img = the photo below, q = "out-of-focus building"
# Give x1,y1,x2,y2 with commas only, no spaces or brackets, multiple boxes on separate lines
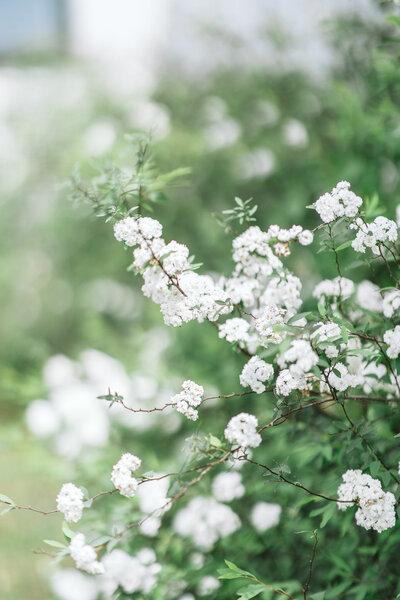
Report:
0,0,380,80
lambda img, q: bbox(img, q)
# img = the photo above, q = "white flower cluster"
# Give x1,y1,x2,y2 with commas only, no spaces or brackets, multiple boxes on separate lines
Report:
173,496,241,549
56,483,84,523
171,380,204,421
326,363,362,392
232,226,283,277
114,216,163,246
102,548,161,596
314,181,362,223
337,470,396,533
275,340,318,396
275,368,310,397
278,340,318,377
384,326,400,359
239,355,273,393
311,321,342,358
356,280,383,313
110,453,142,498
260,275,302,316
313,276,354,301
198,575,221,596
218,317,249,343
383,289,400,318
114,216,232,327
69,534,104,574
212,471,245,502
137,475,171,537
224,412,261,448
254,305,287,346
351,216,398,255
250,501,282,533
25,349,167,459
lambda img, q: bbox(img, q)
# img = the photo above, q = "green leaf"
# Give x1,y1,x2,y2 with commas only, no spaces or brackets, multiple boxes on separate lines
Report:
44,539,68,549
218,569,245,580
62,521,75,541
320,502,336,528
237,583,265,599
0,494,15,505
309,593,326,600
335,240,352,252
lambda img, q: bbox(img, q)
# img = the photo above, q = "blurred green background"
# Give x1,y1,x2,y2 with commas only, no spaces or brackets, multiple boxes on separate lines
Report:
2,1,400,598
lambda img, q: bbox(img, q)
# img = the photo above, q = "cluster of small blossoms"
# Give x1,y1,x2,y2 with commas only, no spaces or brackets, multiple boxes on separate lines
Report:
311,321,342,358
314,181,362,223
114,216,232,327
275,368,311,397
232,226,283,277
218,317,250,343
313,276,354,301
350,216,398,255
197,575,221,596
337,470,396,533
254,305,287,346
56,483,84,523
239,355,274,393
356,280,383,313
102,548,161,595
173,496,241,550
137,475,171,537
260,275,302,316
382,289,400,318
211,471,245,502
224,412,261,448
277,340,318,378
171,380,204,421
266,223,313,257
110,453,141,497
114,216,163,246
325,363,362,392
384,326,400,359
69,533,104,574
250,501,282,533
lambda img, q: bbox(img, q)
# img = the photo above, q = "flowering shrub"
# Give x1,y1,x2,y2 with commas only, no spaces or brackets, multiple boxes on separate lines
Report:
3,137,400,599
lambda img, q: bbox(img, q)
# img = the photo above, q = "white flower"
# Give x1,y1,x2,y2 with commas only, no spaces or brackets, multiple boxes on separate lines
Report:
111,453,142,497
298,229,313,245
224,412,261,448
198,575,220,596
327,363,362,392
173,496,241,549
383,289,400,318
56,483,84,523
351,216,397,255
101,548,161,594
50,569,98,600
337,470,396,533
356,280,383,313
277,340,318,378
240,356,273,394
250,502,281,532
314,181,362,223
212,472,245,502
69,534,104,574
218,318,250,343
313,276,354,301
172,380,204,421
275,368,309,396
254,305,286,346
384,326,400,359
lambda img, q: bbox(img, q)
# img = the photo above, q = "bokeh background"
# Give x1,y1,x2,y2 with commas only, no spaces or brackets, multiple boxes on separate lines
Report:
2,1,400,598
